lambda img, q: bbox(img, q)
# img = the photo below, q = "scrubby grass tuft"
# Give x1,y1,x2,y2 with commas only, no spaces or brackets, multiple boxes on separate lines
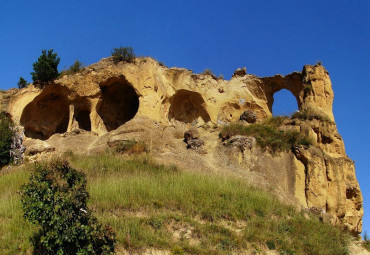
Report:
363,232,370,251
220,117,311,154
59,60,84,76
291,109,332,122
0,153,351,254
201,69,218,79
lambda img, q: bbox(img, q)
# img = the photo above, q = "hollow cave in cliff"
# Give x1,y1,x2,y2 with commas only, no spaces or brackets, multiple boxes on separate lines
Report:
97,79,139,131
75,110,91,131
168,89,211,123
73,97,92,131
20,88,70,140
272,89,299,116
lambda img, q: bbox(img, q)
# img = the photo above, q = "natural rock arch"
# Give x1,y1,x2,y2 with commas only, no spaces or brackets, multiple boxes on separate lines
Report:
262,73,303,115
168,89,211,123
20,85,70,140
97,77,139,131
272,89,299,116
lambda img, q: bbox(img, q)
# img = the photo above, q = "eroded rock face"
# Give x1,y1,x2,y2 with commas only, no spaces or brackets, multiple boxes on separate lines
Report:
20,84,70,140
0,57,363,234
97,76,139,131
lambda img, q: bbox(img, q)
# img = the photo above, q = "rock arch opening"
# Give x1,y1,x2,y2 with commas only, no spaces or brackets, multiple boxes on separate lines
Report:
20,86,70,140
272,89,299,116
73,98,91,131
97,78,139,131
168,89,211,123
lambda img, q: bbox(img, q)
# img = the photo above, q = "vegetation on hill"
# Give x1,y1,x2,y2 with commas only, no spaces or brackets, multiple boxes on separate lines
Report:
0,111,15,167
220,116,311,154
291,109,332,123
111,46,136,64
17,77,28,89
0,151,351,254
59,60,85,76
363,232,370,251
31,49,60,83
20,160,115,254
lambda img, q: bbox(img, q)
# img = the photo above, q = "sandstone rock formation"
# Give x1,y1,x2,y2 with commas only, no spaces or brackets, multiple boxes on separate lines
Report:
0,57,363,234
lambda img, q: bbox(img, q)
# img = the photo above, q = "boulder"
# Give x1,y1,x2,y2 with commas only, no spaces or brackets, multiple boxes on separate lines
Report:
240,110,257,123
232,67,247,77
23,139,55,155
186,139,204,150
184,129,204,150
184,129,199,142
226,135,254,152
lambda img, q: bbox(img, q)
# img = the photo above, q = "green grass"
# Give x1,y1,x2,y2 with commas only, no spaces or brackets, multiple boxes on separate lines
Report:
220,117,311,154
291,109,332,123
0,165,36,254
0,152,351,254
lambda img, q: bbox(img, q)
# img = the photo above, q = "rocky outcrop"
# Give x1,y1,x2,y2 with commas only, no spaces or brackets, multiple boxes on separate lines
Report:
2,59,336,136
184,129,204,150
232,67,247,77
239,110,257,123
0,57,363,234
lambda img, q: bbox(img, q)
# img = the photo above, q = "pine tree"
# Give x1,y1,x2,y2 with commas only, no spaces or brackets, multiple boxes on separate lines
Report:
17,76,28,89
31,49,60,83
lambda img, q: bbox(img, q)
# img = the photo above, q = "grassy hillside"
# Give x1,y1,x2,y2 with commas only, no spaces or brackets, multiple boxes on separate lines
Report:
0,152,350,254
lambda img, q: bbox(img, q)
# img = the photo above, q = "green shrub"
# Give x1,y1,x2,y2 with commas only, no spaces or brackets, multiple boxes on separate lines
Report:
220,117,311,154
111,46,135,64
59,60,84,76
0,112,15,167
19,160,116,254
266,240,276,250
69,60,84,73
17,77,28,89
67,60,84,74
31,49,60,83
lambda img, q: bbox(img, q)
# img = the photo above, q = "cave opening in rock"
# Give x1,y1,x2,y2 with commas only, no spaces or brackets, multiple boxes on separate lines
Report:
73,98,92,131
168,89,211,123
75,110,91,131
272,89,299,116
97,78,139,131
20,87,70,140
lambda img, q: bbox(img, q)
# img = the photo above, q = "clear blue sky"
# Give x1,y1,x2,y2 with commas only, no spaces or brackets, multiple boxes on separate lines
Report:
1,0,369,235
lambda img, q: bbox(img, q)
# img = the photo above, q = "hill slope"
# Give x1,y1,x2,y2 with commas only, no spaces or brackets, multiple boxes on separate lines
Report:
0,152,358,254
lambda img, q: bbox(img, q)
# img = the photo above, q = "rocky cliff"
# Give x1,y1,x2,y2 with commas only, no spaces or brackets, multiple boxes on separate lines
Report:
0,57,363,234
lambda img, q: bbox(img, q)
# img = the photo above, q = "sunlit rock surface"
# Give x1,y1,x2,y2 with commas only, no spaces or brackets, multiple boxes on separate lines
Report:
0,57,363,234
